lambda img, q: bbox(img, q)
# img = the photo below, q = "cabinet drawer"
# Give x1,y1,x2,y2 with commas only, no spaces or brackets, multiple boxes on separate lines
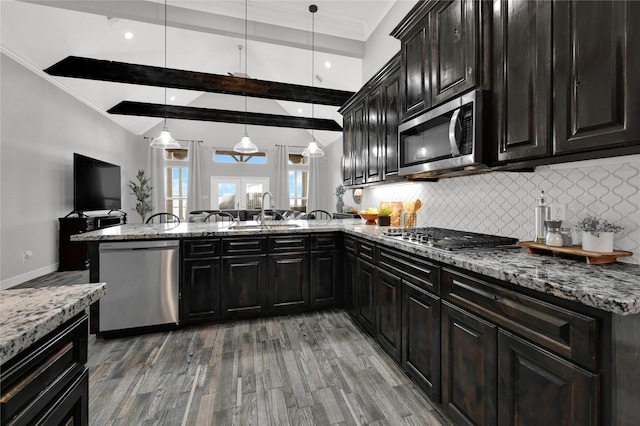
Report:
1,314,88,425
222,237,267,255
378,248,440,294
344,236,357,254
311,233,338,250
357,240,376,262
269,235,309,253
442,268,598,370
183,239,220,257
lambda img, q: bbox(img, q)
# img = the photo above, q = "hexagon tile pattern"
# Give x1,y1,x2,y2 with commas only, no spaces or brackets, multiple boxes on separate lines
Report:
365,157,640,264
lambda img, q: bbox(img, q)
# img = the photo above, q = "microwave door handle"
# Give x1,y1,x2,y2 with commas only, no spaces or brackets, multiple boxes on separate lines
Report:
448,108,462,156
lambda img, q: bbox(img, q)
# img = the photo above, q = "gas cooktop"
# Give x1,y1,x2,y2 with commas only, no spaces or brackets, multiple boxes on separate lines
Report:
381,227,520,252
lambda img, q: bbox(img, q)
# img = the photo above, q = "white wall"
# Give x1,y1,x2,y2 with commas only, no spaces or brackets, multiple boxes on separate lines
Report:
0,55,146,288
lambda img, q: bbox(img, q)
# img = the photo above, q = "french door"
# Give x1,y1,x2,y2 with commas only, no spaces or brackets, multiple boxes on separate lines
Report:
210,177,269,210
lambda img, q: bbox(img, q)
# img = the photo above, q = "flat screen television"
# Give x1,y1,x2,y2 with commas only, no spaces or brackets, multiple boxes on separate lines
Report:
73,153,121,212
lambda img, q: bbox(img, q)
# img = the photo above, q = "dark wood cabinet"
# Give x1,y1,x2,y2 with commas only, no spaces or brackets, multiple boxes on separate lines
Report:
356,258,376,334
1,313,89,426
553,0,640,155
441,301,497,426
310,249,340,307
375,268,402,361
366,85,384,183
268,253,309,313
221,255,267,318
181,239,221,322
344,252,357,316
342,112,354,186
497,330,598,426
353,101,366,185
430,0,480,105
402,281,441,400
383,66,401,176
493,0,552,162
401,17,430,118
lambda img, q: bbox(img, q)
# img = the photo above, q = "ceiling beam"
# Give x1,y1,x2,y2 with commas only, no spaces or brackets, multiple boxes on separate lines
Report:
108,101,343,132
45,56,355,107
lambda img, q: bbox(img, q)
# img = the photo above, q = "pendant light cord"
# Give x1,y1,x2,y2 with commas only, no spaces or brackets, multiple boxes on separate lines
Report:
163,0,168,127
244,0,248,134
310,5,315,141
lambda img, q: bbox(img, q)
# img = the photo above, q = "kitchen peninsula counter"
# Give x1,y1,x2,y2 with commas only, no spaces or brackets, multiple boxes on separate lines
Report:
72,221,640,315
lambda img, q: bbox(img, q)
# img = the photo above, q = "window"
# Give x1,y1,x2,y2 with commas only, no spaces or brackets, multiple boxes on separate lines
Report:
214,150,267,164
165,148,188,219
210,177,269,210
288,153,308,211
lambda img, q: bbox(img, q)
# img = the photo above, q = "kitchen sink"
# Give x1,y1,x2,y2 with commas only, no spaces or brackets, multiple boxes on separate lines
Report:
228,223,302,231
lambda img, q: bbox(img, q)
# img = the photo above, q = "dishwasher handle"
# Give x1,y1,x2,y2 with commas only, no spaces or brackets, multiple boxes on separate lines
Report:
99,240,179,252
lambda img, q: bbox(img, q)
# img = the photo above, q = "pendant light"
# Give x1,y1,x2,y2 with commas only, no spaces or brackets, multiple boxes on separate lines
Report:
150,0,180,149
233,0,259,154
302,4,324,158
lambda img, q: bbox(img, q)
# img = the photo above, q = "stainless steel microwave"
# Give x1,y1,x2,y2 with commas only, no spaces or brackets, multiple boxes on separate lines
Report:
398,90,485,176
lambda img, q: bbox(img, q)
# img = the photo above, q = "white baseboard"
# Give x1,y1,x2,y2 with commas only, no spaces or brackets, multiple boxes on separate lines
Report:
1,263,59,290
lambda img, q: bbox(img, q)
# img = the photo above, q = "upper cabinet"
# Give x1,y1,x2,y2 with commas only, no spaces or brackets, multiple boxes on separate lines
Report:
553,0,640,154
339,54,402,187
392,0,489,121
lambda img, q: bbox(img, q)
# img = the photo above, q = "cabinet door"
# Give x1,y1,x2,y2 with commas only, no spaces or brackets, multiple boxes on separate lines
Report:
375,268,402,361
493,0,552,162
182,258,220,322
498,330,599,426
269,253,309,313
311,249,341,307
383,67,401,176
554,0,640,154
441,301,497,426
366,85,384,183
402,17,430,118
356,259,376,334
344,253,357,316
402,282,441,400
430,0,478,105
353,101,366,185
221,255,267,317
342,111,354,186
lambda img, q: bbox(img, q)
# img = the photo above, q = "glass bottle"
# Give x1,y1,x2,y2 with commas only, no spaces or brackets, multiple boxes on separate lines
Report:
534,191,550,244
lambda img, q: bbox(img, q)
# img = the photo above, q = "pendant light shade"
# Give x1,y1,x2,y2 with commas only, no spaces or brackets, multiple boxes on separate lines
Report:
150,126,180,149
151,0,179,149
302,4,324,158
234,0,258,154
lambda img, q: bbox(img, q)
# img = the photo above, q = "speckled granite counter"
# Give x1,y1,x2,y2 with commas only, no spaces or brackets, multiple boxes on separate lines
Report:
72,221,640,315
0,283,106,364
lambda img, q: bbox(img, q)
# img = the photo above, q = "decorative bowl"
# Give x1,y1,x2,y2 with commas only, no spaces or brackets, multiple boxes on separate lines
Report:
360,213,379,225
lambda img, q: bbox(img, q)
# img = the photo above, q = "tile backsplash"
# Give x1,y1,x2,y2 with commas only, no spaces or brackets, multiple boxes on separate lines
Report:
364,155,640,264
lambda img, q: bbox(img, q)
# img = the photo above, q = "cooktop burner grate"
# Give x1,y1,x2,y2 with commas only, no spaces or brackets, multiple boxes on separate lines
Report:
381,227,519,251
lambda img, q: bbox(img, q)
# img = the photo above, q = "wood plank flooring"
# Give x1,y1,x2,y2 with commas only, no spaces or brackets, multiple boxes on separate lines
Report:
87,311,450,425
11,271,449,425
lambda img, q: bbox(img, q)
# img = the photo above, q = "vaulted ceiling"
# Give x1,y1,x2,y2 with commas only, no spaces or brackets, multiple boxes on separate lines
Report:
1,0,398,148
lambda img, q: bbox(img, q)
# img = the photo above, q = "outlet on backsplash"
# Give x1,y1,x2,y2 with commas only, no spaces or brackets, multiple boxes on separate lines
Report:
549,204,567,221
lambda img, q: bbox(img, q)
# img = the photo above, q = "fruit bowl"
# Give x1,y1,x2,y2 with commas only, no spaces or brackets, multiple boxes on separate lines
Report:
360,212,380,225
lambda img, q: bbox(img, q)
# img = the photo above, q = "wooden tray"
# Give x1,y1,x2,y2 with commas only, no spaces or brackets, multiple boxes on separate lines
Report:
518,241,633,265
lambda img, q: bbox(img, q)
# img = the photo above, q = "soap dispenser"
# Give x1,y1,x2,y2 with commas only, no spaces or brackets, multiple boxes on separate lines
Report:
534,191,550,244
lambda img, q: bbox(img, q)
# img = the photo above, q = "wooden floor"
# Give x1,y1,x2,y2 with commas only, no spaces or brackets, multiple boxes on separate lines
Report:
13,271,449,425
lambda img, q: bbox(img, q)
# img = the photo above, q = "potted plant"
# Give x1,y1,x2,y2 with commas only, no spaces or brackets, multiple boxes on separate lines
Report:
335,184,346,213
128,169,153,223
574,215,624,252
377,206,392,226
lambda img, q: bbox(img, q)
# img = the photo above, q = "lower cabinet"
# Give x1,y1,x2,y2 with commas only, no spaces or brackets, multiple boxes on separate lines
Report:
268,253,309,313
221,255,268,318
401,281,441,400
356,258,376,334
311,249,341,307
375,268,402,361
182,258,220,322
441,301,498,426
344,252,357,316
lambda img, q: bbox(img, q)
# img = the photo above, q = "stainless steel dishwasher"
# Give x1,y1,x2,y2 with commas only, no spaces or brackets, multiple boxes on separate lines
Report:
98,240,179,332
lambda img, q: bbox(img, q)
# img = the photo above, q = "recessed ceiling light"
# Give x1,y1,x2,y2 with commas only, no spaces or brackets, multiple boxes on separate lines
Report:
124,32,133,40
298,108,302,113
324,61,331,69
170,96,176,101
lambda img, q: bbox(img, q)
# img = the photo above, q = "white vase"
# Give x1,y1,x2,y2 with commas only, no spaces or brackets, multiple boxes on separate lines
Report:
581,231,614,253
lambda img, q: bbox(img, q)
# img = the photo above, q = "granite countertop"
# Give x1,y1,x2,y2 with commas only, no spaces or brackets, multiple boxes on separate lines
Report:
72,221,640,316
0,283,107,365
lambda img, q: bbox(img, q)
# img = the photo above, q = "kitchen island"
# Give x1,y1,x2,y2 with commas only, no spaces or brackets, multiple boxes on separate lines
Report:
0,283,106,425
73,220,640,425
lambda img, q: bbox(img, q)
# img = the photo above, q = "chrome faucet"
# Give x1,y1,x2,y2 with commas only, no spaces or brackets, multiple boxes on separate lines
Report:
261,191,275,225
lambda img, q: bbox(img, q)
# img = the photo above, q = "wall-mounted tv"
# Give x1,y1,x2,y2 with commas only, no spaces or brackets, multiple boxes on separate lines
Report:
73,153,121,212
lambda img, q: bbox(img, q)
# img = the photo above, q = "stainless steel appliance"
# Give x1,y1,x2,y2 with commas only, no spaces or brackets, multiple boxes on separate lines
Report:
98,240,179,332
382,227,519,252
398,90,486,177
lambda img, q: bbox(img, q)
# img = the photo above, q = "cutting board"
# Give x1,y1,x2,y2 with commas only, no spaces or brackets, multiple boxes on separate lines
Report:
380,201,403,227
